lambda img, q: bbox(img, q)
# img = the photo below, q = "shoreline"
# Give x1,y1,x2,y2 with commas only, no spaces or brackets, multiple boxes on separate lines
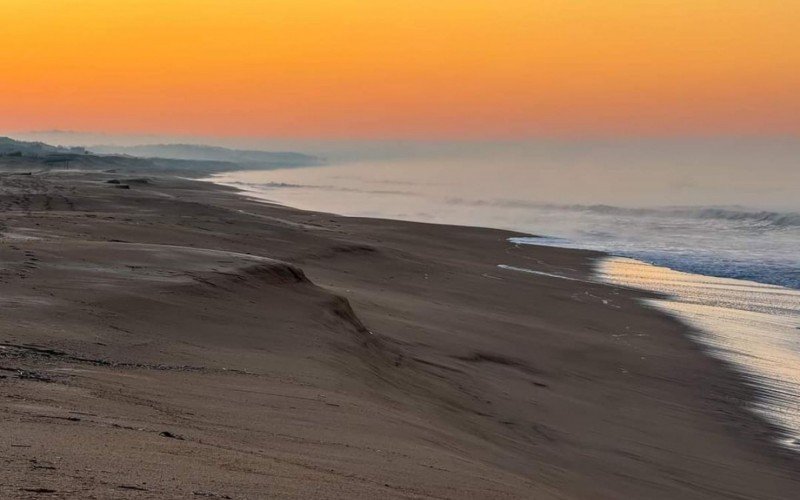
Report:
178,175,800,461
210,172,800,452
596,257,800,451
207,168,800,291
1,168,798,498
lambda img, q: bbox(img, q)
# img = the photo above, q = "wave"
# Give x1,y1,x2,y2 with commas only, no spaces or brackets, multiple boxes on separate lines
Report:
230,181,416,197
444,198,800,229
576,206,800,228
230,182,799,228
513,237,800,290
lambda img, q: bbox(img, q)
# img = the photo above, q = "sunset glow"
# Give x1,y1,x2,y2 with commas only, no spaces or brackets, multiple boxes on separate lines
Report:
2,0,798,138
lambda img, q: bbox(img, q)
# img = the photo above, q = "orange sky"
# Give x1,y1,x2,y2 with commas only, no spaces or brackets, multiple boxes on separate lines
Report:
1,1,798,138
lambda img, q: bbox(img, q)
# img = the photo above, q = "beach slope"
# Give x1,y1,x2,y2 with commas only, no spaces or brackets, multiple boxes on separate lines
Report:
0,169,797,498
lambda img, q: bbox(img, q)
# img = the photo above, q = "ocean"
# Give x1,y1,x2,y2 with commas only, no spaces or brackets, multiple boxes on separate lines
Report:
208,151,799,290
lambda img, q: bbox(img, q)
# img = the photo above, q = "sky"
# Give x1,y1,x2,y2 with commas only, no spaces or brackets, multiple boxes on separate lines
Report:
1,1,799,139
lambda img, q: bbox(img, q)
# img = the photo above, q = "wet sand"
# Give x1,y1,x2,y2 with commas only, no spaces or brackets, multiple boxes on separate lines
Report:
0,169,798,498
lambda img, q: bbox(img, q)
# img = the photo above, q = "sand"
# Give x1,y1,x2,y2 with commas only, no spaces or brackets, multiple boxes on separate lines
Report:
0,168,798,499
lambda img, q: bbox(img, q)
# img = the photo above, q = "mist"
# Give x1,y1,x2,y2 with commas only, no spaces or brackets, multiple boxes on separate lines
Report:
9,130,800,210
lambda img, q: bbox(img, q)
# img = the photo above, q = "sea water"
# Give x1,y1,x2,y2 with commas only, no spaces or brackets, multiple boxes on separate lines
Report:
208,149,799,290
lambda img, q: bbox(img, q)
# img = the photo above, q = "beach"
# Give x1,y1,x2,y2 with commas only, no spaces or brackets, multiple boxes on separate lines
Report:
1,169,799,498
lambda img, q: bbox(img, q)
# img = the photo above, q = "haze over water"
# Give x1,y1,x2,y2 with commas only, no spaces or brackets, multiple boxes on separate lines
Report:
210,139,800,290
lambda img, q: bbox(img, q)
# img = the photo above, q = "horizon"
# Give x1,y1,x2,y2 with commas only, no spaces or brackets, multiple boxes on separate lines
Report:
7,130,799,213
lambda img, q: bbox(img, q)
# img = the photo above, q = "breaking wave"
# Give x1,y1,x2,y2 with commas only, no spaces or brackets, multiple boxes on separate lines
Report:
444,198,800,229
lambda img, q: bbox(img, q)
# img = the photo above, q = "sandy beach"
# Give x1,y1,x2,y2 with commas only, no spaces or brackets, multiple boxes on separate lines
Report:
1,168,798,499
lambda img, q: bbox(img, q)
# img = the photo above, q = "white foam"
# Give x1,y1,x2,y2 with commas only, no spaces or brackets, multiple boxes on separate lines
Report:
497,264,586,283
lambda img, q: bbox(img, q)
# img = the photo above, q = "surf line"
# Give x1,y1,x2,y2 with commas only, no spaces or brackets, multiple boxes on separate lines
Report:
497,264,588,282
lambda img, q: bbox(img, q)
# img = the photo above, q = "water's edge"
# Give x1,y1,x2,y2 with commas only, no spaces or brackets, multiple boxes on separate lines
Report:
594,256,800,452
207,174,800,453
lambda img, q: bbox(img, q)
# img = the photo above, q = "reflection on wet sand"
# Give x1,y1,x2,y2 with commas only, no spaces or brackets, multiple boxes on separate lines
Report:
599,257,800,449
